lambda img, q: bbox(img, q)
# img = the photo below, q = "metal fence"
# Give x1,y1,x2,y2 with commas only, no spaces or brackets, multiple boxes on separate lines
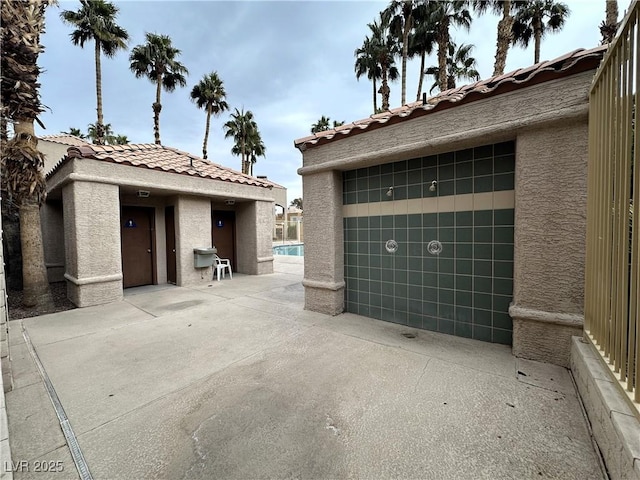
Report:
585,0,639,411
273,220,304,244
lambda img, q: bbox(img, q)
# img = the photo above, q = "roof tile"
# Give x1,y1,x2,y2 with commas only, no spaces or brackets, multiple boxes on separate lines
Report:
48,143,272,188
295,45,607,151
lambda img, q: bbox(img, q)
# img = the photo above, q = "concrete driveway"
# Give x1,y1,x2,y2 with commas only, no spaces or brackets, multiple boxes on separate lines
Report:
5,256,603,479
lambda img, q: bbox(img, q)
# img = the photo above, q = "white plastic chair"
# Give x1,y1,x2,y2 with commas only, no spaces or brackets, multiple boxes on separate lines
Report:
213,254,232,281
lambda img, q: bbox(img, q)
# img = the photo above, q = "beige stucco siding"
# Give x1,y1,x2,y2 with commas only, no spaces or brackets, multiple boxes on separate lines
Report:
62,181,123,306
175,196,213,287
40,201,65,282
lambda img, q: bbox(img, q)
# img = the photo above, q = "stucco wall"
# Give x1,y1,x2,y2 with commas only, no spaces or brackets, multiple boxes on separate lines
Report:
175,196,213,286
234,200,274,275
62,181,123,306
299,70,595,365
302,171,344,315
40,201,65,282
510,121,589,366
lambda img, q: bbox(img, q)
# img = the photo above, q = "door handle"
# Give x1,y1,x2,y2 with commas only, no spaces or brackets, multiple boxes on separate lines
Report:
172,249,176,253
147,249,151,253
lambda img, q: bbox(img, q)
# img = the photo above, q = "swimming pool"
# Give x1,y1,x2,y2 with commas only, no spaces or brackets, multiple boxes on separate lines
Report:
273,244,304,256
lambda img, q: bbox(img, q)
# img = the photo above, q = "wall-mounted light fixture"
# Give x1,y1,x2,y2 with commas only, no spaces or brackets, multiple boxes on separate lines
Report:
224,199,236,206
386,186,394,197
137,190,150,198
429,180,437,192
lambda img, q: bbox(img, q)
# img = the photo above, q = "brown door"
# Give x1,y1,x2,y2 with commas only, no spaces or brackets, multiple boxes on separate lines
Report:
121,206,154,288
212,211,236,269
165,206,176,284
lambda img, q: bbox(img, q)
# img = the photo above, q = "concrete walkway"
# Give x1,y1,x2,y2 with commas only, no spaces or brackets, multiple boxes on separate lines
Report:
5,256,604,479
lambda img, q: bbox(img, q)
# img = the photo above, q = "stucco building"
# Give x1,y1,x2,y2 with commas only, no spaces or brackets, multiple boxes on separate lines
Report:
295,46,607,368
40,139,286,307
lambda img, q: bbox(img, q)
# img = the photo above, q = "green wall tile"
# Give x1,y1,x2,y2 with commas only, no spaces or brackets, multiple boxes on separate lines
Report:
494,278,513,296
493,312,513,330
474,293,492,310
438,180,455,196
456,161,473,178
494,244,514,261
455,290,472,306
456,259,472,274
474,144,493,159
439,319,455,334
439,273,454,289
494,173,515,191
423,316,438,331
439,151,455,164
494,226,514,244
494,155,515,173
407,315,423,329
456,275,473,291
439,227,455,242
493,295,512,312
439,288,454,304
474,210,493,226
474,227,493,243
456,148,473,162
456,227,473,243
474,175,493,193
473,326,492,342
493,329,512,345
474,308,492,326
474,158,493,176
494,141,515,155
474,244,492,259
494,261,513,278
474,276,493,293
455,211,473,226
439,258,455,273
455,321,473,338
494,209,514,225
440,303,455,319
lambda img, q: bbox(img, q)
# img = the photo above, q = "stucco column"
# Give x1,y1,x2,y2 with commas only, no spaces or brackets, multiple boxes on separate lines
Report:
40,201,65,282
175,196,213,286
62,181,122,306
302,170,344,315
236,200,274,275
511,120,589,366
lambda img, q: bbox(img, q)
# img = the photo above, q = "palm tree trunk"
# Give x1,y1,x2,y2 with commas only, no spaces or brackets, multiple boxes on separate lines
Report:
437,21,449,92
416,51,426,101
13,121,53,309
203,104,211,159
533,16,542,64
94,40,104,145
601,0,619,44
401,25,409,105
241,138,246,174
492,0,513,76
373,77,378,112
380,66,390,111
153,73,163,145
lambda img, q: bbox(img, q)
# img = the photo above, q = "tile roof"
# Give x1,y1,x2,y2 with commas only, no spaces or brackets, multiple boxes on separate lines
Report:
40,134,91,147
47,143,273,188
294,45,607,151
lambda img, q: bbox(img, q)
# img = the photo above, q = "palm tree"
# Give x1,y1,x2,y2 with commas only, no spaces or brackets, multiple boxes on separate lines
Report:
354,35,382,113
190,72,229,160
63,127,87,139
384,0,420,105
112,134,129,145
473,0,516,76
0,0,54,309
369,17,400,111
425,42,480,93
311,116,344,133
600,0,618,44
87,122,115,144
129,33,189,145
410,1,437,100
246,136,266,177
513,0,570,64
224,108,264,175
60,0,129,146
428,1,472,92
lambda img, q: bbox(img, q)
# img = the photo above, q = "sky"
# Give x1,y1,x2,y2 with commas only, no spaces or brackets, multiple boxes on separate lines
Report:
35,0,612,204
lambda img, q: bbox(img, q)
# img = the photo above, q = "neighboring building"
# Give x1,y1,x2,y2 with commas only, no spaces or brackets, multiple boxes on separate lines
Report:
286,206,303,223
295,46,607,368
42,141,282,307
